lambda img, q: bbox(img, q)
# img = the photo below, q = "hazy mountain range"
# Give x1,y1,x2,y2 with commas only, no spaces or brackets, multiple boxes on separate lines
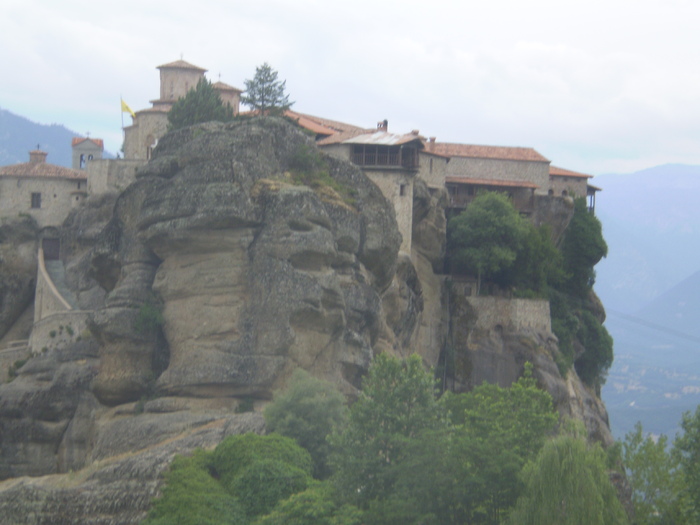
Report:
594,165,700,439
0,108,114,167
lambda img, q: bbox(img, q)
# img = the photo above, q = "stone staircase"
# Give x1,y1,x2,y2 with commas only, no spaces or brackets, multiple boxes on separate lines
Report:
44,260,79,309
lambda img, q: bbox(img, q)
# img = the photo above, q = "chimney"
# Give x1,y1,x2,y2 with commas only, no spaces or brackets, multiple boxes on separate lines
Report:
377,119,388,132
29,150,48,164
429,137,436,143
411,129,420,135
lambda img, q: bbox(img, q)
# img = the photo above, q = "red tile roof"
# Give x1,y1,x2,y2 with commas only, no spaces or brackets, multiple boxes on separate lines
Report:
0,160,86,181
285,110,366,136
445,176,538,189
213,81,243,93
549,165,592,179
71,137,104,149
425,142,549,163
156,59,207,72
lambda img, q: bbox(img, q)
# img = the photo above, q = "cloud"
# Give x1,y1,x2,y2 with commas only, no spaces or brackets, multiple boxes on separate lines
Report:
2,0,699,174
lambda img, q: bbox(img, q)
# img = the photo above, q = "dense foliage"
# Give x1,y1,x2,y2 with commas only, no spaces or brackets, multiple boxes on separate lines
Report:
264,368,348,478
448,192,613,387
167,77,234,130
448,192,528,294
559,197,608,298
144,354,654,524
507,431,629,525
242,63,293,115
621,406,700,524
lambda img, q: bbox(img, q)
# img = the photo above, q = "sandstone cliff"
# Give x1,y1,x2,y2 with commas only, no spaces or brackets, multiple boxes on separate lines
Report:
0,117,612,523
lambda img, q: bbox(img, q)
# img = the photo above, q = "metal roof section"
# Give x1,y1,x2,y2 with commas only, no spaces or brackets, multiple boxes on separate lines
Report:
342,131,424,147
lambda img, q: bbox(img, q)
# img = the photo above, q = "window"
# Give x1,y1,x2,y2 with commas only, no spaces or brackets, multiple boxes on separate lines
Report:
31,193,41,209
399,184,407,196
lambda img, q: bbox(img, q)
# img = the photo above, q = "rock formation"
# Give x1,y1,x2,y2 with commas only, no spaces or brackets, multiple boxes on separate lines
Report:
0,117,613,523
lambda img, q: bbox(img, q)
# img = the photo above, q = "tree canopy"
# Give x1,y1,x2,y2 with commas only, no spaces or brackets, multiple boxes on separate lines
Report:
560,197,608,298
242,63,294,115
264,368,348,479
508,432,629,525
167,77,234,130
448,191,528,294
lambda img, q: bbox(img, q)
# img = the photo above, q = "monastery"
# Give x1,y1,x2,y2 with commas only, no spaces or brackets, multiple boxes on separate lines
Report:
0,58,600,355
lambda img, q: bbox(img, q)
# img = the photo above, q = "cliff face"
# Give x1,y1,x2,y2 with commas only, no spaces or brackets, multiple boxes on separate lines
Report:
0,117,612,523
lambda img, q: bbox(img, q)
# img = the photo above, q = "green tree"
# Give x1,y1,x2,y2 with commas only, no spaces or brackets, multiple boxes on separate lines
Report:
448,191,528,294
329,353,450,519
264,368,348,479
623,422,684,524
167,77,234,130
675,405,700,521
559,197,608,298
211,433,312,493
444,363,558,524
254,483,364,525
141,452,246,525
242,62,294,115
507,432,629,525
499,223,564,295
574,309,614,387
232,459,312,518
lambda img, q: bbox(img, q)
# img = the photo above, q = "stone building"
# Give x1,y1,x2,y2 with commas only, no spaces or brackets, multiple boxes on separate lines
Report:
123,59,242,160
317,121,424,254
71,137,104,170
0,150,86,228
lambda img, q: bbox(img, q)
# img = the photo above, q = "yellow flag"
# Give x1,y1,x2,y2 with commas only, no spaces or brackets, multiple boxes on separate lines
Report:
121,99,136,119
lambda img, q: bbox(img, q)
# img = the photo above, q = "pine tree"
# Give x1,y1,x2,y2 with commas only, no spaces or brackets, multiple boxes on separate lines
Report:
242,63,294,115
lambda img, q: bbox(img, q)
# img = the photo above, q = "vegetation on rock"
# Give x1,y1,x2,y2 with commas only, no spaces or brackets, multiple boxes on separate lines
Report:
167,77,234,130
264,368,348,479
448,192,613,388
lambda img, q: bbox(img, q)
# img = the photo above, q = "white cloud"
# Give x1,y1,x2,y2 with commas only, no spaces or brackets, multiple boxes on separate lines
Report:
2,0,700,174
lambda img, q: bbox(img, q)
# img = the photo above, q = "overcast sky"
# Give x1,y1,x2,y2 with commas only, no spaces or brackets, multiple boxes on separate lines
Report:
2,0,699,175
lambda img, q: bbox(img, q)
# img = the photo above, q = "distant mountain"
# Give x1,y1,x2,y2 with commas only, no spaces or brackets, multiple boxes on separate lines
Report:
594,164,700,314
593,165,700,439
602,271,700,439
0,108,114,168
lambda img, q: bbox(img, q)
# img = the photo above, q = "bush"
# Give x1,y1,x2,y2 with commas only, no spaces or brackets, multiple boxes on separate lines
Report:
232,459,312,518
142,453,245,525
264,369,348,478
212,433,313,492
254,483,363,525
135,296,164,334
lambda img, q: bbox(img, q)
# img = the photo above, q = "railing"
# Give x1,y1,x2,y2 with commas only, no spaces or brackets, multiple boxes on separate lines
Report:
351,148,418,169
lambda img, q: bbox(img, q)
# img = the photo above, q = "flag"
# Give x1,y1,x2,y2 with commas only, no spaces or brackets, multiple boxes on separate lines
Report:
121,99,136,119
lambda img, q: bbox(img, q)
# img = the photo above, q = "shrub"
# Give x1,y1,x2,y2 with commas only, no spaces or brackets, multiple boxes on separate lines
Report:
141,453,245,525
233,459,311,518
212,433,313,492
264,368,348,478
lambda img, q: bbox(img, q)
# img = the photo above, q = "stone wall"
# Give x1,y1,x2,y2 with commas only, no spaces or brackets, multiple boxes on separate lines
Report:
447,157,550,194
28,311,89,354
0,176,86,228
417,152,449,190
34,248,71,324
363,169,413,254
465,295,552,334
124,111,169,160
87,159,143,195
548,175,588,198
